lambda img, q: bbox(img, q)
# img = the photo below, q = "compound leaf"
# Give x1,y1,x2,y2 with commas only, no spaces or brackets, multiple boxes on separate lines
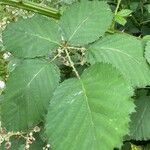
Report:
87,33,150,87
1,59,60,131
60,0,113,46
3,15,61,58
45,63,134,150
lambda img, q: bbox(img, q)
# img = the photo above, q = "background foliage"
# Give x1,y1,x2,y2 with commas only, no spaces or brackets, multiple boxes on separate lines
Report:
0,0,150,150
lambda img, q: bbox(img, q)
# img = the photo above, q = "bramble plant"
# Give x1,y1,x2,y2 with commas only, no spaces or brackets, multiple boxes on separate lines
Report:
0,0,150,150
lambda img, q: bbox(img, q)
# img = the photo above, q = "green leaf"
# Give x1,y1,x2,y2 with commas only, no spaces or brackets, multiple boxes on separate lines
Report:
129,90,150,141
142,35,150,46
130,2,138,11
86,33,150,87
115,8,132,26
145,41,150,64
45,63,134,150
1,59,60,131
60,0,113,46
2,15,60,58
7,57,21,73
115,15,127,26
117,9,132,17
146,4,150,13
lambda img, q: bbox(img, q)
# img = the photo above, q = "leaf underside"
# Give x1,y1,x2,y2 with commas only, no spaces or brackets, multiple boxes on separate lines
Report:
45,63,134,150
1,59,60,131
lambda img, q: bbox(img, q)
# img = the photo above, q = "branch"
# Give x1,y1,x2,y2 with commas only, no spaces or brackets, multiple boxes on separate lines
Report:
0,0,61,19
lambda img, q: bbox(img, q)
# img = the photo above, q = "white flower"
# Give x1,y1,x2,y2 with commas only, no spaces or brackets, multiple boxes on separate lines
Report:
0,81,5,89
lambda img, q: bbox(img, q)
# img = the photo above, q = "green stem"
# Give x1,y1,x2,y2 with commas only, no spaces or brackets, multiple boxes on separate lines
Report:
110,0,122,30
115,0,121,15
0,0,61,19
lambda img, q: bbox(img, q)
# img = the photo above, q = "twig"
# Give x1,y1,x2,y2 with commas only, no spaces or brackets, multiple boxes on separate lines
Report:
0,0,61,19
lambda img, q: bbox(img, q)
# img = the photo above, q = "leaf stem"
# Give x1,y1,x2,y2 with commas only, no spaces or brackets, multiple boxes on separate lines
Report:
110,0,122,30
115,0,121,15
0,0,61,19
64,48,81,79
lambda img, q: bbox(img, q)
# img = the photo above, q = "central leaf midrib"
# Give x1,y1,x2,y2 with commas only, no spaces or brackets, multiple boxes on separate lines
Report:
79,79,99,149
100,47,140,64
15,29,60,45
6,65,47,99
68,16,89,42
68,10,96,42
27,66,45,87
132,102,149,135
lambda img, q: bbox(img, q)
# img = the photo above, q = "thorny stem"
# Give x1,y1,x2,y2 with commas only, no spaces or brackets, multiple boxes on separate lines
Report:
0,0,61,19
64,48,81,79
